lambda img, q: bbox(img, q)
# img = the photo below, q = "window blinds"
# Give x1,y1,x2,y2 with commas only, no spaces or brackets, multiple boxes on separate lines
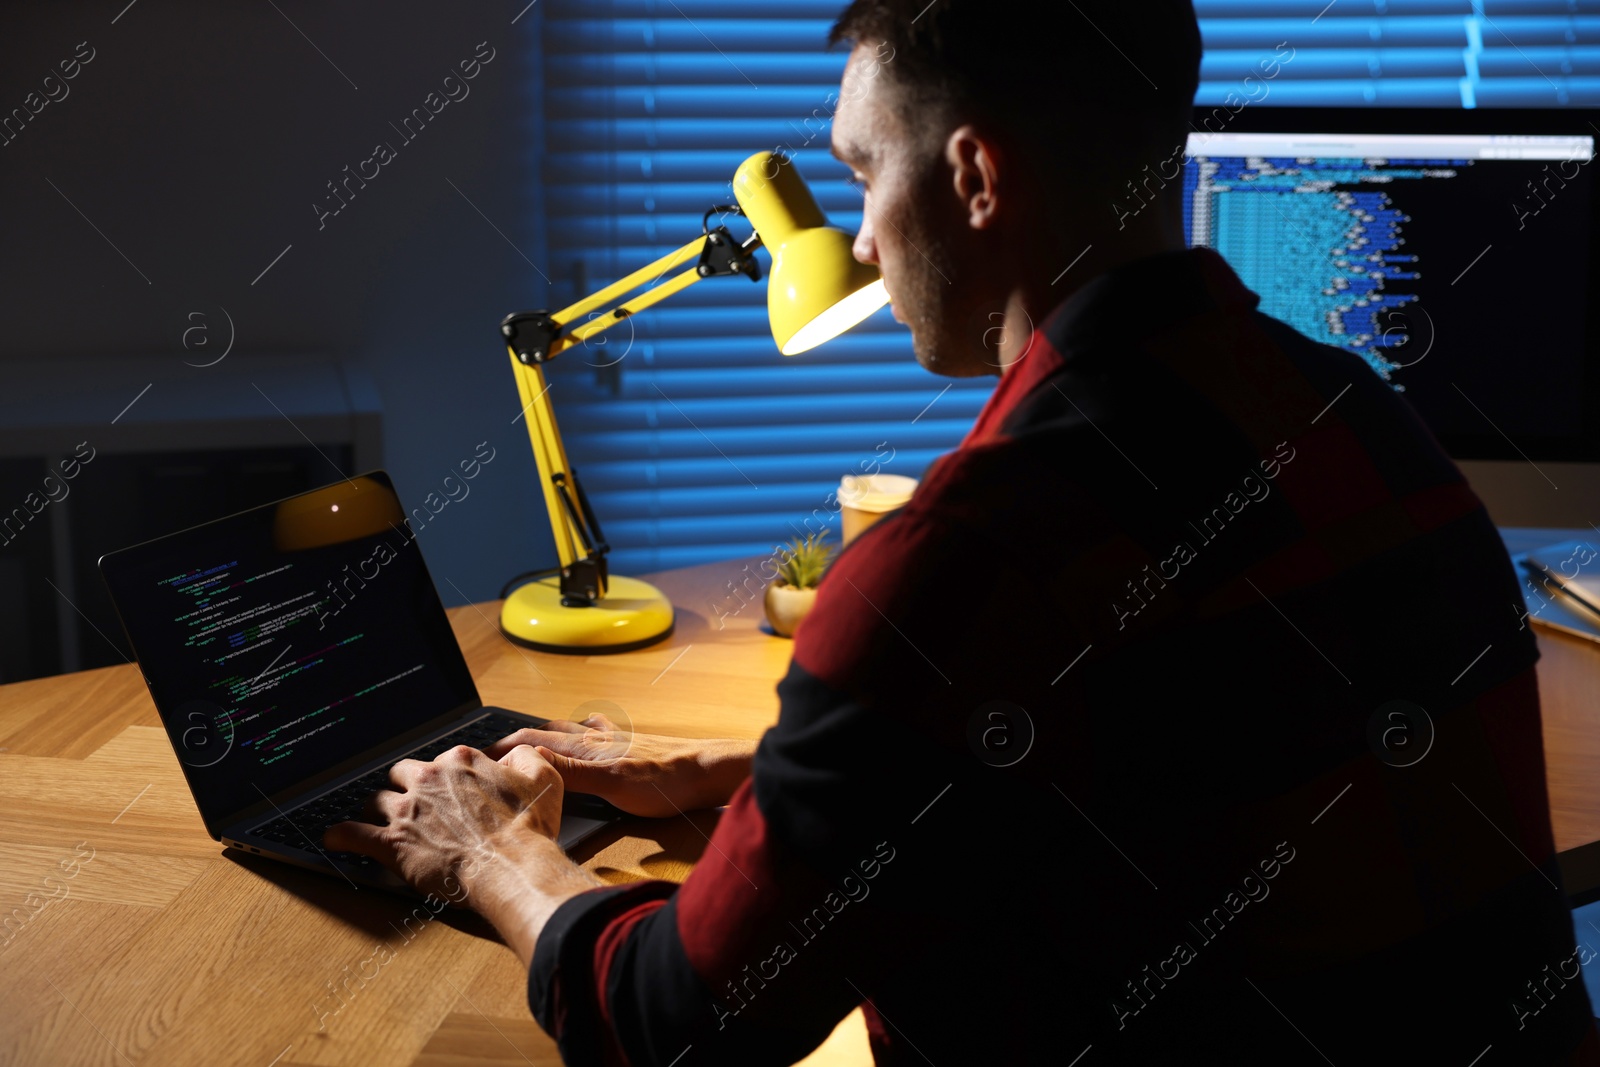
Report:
534,0,1597,575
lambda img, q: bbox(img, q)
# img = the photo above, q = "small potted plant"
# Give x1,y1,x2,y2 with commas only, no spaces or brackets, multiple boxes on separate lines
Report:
764,531,836,638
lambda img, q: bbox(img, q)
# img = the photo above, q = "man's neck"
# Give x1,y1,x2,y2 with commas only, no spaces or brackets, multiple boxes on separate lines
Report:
995,211,1186,373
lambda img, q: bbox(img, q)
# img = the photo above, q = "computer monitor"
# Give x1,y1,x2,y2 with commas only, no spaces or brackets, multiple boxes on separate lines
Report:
1180,107,1600,473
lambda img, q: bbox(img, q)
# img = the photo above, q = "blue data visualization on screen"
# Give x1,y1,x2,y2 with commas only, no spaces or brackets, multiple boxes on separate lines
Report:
1183,129,1594,445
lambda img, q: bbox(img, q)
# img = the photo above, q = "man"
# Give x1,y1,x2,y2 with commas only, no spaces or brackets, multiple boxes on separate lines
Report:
329,1,1600,1062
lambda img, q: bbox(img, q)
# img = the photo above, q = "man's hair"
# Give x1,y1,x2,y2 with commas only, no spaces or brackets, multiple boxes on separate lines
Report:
829,0,1202,188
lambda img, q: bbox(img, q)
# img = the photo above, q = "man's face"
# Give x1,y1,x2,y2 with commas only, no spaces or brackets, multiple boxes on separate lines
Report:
829,43,1001,378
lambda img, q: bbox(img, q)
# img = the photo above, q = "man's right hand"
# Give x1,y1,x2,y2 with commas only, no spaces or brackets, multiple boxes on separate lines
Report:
483,712,756,818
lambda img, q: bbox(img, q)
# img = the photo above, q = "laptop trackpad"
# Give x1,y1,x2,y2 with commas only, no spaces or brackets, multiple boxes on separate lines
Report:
556,812,614,851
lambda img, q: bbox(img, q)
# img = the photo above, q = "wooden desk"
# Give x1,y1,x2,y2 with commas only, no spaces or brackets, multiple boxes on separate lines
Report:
1501,528,1600,853
6,546,1600,1065
0,558,871,1067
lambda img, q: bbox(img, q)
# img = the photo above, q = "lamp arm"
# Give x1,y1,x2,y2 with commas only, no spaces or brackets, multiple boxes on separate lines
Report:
558,228,764,360
552,235,706,337
556,260,704,358
503,227,762,365
499,222,762,606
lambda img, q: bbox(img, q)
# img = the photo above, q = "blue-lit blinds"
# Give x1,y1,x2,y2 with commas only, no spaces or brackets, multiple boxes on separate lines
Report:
534,0,992,576
534,0,1598,576
1193,1,1600,108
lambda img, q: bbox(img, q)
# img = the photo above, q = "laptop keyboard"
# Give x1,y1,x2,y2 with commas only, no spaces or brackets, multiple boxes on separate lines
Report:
248,711,529,869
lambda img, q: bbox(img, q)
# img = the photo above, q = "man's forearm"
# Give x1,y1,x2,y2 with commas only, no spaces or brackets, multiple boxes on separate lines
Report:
458,739,752,966
465,829,605,969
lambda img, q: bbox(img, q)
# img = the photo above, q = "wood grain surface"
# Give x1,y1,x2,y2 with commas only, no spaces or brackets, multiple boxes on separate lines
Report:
5,549,1600,1065
0,557,870,1067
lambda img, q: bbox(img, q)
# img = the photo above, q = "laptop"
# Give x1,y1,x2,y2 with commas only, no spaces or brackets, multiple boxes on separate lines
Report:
98,470,623,894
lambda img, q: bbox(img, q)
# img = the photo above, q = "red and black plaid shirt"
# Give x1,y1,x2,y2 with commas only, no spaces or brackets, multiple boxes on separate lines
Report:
528,248,1595,1065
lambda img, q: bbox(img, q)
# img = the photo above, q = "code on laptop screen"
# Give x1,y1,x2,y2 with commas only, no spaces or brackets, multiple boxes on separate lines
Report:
101,473,477,824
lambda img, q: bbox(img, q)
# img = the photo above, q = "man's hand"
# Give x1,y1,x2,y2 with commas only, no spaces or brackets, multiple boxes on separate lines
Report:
324,743,563,900
484,712,755,818
325,744,603,967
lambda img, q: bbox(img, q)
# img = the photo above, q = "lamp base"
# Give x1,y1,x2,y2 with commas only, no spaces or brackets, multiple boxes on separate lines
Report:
499,573,675,654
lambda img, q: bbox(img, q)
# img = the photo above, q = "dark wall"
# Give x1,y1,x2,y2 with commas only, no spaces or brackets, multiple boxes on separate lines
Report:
0,2,555,633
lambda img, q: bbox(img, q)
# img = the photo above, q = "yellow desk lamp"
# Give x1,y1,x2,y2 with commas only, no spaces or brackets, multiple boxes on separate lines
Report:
496,151,888,653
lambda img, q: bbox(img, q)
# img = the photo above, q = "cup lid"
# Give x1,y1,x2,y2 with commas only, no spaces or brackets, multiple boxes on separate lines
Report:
839,473,917,512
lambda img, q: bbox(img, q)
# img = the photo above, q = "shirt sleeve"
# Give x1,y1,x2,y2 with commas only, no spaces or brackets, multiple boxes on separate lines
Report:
526,677,967,1066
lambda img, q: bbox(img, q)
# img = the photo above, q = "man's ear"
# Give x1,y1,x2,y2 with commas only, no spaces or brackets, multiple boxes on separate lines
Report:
945,124,1002,230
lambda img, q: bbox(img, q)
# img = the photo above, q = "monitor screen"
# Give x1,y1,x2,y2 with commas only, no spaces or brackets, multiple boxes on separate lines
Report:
99,472,478,828
1181,108,1600,462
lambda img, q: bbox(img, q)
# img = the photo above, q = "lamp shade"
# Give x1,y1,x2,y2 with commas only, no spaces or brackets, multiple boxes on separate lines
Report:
732,151,888,355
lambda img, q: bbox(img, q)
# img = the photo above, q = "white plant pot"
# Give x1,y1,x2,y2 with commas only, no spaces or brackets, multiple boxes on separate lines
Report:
764,583,817,638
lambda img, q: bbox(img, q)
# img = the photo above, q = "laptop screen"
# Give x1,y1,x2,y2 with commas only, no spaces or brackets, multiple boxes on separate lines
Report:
100,472,479,826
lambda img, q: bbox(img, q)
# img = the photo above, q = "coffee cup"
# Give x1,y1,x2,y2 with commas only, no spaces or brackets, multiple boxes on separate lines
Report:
838,473,917,545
